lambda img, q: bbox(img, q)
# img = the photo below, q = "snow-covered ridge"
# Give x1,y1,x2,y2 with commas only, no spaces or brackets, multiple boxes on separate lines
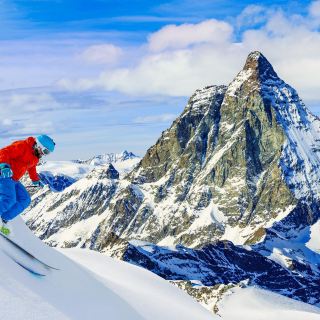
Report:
226,68,253,97
74,150,139,166
182,85,227,117
38,150,140,181
218,287,320,320
259,74,320,200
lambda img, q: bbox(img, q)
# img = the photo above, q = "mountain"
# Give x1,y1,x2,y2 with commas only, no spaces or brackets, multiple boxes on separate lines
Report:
76,150,139,165
24,51,320,313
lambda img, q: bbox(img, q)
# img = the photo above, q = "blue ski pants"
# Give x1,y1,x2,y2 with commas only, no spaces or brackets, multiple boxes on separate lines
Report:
0,178,31,221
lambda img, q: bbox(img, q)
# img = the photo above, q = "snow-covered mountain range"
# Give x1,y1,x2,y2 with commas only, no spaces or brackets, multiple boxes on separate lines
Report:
21,150,140,193
23,52,320,314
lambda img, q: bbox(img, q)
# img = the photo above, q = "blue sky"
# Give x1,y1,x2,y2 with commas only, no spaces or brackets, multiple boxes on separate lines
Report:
1,0,320,160
0,0,312,39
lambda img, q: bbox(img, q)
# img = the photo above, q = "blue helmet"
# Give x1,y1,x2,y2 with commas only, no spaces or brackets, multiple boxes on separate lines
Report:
36,135,55,154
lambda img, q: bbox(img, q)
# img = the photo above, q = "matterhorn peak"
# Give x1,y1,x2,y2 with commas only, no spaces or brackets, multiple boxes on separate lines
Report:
226,51,280,97
242,51,278,81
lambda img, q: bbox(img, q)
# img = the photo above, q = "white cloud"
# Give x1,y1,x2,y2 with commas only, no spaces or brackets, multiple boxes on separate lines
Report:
236,5,268,28
147,19,233,52
57,1,320,102
11,93,60,111
134,113,177,123
2,118,12,126
0,91,63,139
57,77,99,92
309,0,320,18
80,44,123,64
14,121,55,135
0,92,61,117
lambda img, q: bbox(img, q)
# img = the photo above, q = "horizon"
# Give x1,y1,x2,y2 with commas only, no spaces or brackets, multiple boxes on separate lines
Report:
1,0,320,160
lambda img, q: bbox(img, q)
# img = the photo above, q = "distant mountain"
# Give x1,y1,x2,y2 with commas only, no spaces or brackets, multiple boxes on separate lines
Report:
24,52,320,313
74,150,139,166
21,151,140,194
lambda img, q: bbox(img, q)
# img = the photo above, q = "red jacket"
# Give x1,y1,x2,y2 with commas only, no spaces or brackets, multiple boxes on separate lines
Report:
0,137,40,181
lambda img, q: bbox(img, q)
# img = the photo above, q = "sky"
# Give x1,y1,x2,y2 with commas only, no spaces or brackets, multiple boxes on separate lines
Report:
0,0,320,160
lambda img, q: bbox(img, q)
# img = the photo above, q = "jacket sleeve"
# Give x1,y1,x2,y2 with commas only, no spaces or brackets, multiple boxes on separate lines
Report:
0,141,26,164
27,166,40,182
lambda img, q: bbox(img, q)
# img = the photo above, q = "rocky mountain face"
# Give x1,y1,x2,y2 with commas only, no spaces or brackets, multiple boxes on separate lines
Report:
24,51,320,312
89,51,320,249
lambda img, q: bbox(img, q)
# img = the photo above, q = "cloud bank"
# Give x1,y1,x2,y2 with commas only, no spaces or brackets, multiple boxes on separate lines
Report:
58,1,320,102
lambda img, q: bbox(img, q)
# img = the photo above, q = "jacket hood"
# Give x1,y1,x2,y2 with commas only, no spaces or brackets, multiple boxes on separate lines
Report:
25,137,36,147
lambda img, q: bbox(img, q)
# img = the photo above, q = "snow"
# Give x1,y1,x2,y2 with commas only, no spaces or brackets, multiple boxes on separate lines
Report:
269,247,291,269
0,218,214,320
38,153,140,180
61,248,216,320
181,86,226,118
220,121,234,132
306,220,320,254
45,213,107,247
38,161,93,180
258,225,320,272
261,79,320,200
218,287,320,320
187,202,227,237
221,225,254,244
129,240,155,253
221,205,295,245
225,69,253,97
157,236,179,247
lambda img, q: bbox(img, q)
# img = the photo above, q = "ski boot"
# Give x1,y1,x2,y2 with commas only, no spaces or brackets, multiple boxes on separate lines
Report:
0,218,10,236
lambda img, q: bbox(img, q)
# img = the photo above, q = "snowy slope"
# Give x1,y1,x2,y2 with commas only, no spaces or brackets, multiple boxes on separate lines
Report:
1,219,319,319
307,220,320,254
0,218,214,320
218,287,320,320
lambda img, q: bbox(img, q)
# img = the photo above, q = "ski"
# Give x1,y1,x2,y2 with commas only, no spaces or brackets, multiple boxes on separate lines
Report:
12,258,47,277
0,232,59,271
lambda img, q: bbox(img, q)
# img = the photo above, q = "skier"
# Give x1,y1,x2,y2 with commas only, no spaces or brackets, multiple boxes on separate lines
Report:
0,135,55,235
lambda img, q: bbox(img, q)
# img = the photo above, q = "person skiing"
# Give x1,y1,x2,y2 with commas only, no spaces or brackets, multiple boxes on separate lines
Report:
0,135,55,235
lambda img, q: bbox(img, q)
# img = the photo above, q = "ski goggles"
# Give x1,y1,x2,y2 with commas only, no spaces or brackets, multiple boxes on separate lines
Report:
41,147,51,155
35,144,51,156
